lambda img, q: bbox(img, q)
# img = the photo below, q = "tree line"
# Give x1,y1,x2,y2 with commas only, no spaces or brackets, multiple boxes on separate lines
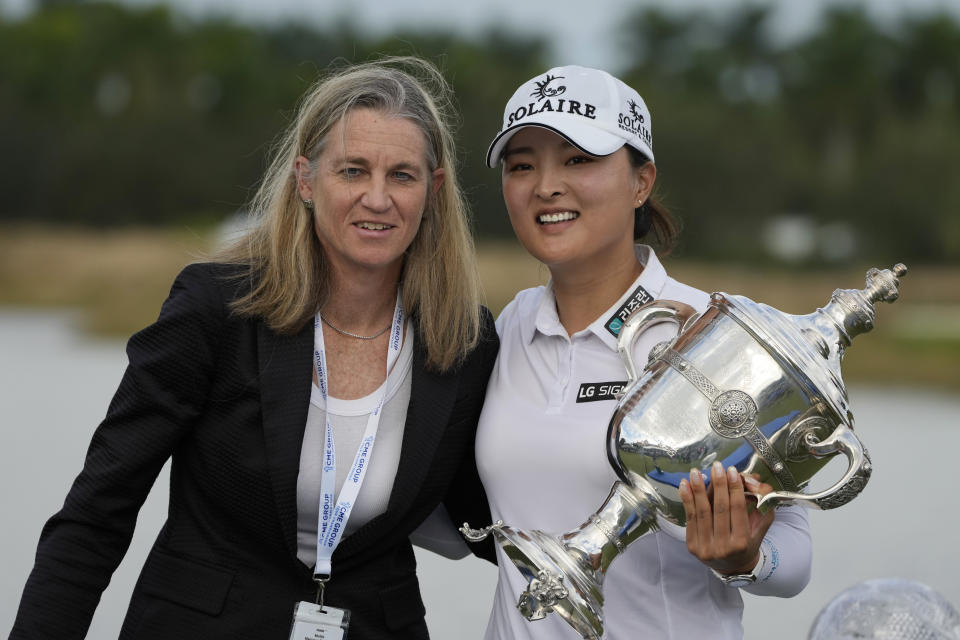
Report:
1,2,958,264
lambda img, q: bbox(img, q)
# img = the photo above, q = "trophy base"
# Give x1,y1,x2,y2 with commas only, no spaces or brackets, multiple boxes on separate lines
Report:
492,525,605,640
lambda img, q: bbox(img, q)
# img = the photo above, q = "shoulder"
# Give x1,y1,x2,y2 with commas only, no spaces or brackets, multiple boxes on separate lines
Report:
125,264,252,373
148,262,256,340
659,276,711,314
173,261,251,302
479,304,496,333
475,305,499,354
495,285,546,335
469,305,500,366
641,246,711,314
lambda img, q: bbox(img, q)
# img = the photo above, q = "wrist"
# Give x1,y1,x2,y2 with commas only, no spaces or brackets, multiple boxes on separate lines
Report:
710,548,765,587
726,550,763,576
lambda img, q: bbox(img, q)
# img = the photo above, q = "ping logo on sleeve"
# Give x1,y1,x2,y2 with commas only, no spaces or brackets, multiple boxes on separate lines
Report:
576,381,628,403
605,284,654,336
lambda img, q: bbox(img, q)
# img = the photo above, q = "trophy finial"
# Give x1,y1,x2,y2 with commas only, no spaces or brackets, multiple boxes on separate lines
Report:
821,263,908,345
863,263,908,306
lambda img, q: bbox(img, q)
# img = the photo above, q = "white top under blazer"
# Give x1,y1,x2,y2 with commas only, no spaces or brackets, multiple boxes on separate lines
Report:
296,321,414,566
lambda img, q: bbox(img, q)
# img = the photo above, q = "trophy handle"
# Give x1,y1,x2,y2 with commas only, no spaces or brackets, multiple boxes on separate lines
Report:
617,300,699,384
756,423,872,511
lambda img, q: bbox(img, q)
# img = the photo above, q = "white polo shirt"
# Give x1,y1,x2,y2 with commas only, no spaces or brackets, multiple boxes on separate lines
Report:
476,246,811,640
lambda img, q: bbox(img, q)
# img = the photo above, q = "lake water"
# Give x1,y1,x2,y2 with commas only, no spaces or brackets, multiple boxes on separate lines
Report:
2,309,958,639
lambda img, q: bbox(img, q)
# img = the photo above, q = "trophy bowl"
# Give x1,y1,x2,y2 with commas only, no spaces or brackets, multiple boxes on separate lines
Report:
462,264,907,639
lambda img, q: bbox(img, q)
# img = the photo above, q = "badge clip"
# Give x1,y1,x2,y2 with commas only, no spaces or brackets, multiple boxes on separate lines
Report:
314,574,330,611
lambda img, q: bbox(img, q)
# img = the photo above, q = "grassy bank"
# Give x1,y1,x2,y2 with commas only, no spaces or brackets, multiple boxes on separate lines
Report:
2,225,957,392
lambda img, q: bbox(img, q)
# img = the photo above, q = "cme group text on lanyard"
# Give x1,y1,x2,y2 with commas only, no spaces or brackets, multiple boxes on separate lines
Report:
312,289,404,594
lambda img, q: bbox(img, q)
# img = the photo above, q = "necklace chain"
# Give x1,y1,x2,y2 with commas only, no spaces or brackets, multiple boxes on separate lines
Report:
320,314,391,340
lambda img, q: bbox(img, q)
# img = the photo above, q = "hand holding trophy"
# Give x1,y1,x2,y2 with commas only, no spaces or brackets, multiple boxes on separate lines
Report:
679,461,777,580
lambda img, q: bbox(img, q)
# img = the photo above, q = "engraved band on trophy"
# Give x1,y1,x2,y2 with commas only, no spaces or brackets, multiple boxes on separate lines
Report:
462,264,907,639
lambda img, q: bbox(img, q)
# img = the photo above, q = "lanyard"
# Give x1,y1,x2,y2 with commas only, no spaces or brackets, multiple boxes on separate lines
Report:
312,290,404,582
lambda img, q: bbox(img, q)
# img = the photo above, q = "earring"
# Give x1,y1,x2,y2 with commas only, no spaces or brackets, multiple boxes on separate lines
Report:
637,199,644,206
302,198,315,211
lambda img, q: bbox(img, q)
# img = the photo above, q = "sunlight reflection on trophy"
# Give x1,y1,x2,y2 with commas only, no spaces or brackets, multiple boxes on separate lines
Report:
462,264,908,639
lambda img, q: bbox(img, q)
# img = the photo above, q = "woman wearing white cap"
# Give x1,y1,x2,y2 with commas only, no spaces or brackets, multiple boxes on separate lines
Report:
475,66,812,638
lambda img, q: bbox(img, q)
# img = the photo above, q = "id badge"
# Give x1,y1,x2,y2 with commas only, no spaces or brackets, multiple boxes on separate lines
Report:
289,601,351,640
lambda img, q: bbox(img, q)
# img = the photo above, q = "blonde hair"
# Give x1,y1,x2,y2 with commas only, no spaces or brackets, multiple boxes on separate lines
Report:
216,57,484,371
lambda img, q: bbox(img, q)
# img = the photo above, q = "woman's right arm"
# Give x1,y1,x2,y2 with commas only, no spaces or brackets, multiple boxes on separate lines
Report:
10,263,227,639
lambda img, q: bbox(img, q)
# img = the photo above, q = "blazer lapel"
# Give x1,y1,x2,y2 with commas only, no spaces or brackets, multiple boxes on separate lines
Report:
335,333,460,557
258,320,314,562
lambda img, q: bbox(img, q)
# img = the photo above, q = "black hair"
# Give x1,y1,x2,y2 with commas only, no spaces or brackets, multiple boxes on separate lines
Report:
626,146,679,254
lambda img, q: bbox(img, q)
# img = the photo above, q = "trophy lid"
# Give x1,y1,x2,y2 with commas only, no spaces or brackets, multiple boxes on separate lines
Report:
712,264,907,427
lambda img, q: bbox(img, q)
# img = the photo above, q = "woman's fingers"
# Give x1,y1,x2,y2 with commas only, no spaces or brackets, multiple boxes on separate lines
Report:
711,463,749,564
726,465,748,545
742,473,771,497
711,461,730,542
680,469,709,555
741,474,776,536
694,468,714,551
687,467,714,556
679,476,698,552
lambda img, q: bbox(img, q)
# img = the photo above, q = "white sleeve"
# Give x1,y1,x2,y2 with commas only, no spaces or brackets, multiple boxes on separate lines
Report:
742,503,812,597
659,501,812,597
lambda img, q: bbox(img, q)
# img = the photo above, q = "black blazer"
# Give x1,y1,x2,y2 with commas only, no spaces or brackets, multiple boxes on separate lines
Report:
11,262,498,640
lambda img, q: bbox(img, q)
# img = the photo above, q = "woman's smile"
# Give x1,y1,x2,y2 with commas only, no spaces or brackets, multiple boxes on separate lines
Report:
354,220,396,231
536,209,580,225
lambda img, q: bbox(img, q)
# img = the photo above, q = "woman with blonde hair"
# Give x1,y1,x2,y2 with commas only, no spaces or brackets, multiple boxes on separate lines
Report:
11,57,497,640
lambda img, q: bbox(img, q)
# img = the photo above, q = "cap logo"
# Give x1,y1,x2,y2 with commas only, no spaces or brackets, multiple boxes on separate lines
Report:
618,99,653,150
506,74,597,127
532,74,566,101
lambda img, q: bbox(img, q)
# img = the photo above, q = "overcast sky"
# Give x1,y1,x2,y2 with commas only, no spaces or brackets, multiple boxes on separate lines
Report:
4,0,960,69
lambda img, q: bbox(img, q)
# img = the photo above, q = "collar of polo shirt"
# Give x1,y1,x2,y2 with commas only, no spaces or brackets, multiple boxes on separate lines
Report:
526,245,669,349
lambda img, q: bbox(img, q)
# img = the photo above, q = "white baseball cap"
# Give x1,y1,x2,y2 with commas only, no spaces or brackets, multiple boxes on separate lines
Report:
486,65,654,168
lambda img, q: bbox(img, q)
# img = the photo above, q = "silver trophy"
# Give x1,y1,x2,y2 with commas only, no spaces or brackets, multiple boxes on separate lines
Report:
463,264,907,639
